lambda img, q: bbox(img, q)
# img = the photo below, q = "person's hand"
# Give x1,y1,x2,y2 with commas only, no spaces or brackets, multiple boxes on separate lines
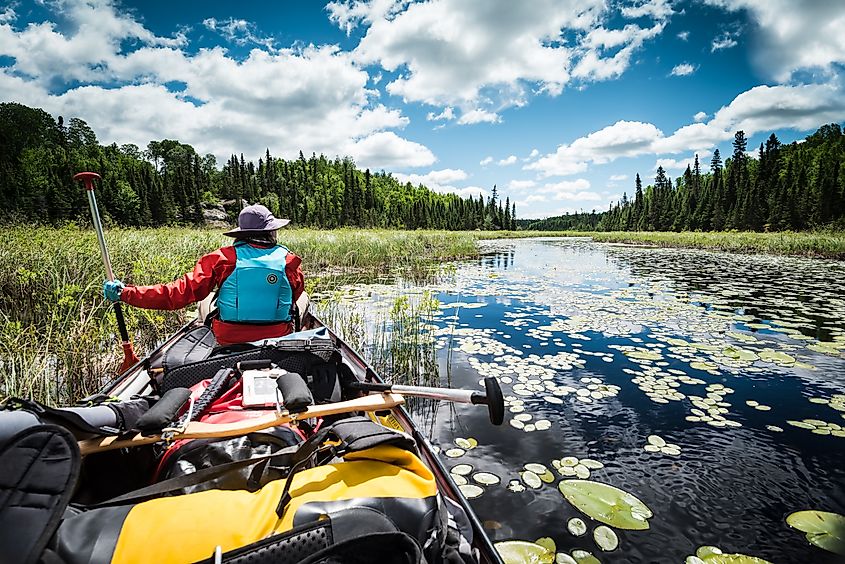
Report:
103,280,125,302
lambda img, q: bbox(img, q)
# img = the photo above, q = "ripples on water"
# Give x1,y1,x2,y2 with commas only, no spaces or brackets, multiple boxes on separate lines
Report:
326,238,845,563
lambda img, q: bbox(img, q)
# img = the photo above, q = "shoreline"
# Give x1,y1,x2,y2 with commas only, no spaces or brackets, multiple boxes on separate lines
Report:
534,231,845,260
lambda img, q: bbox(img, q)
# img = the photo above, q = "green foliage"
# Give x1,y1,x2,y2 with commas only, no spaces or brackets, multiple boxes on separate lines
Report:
527,124,845,233
0,102,516,231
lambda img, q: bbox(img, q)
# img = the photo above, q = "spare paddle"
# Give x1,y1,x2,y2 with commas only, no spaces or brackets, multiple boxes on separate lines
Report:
78,392,405,456
74,171,140,374
349,377,505,425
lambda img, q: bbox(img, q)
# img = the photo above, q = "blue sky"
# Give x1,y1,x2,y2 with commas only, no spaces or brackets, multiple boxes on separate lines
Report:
2,1,844,218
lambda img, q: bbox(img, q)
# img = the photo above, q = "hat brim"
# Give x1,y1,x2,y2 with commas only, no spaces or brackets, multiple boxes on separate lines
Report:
223,217,290,237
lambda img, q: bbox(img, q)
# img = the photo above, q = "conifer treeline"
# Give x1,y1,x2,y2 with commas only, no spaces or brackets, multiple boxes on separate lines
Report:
0,102,517,230
527,123,845,232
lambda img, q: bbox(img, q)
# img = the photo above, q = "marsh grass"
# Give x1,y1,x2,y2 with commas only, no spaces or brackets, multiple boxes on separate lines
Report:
563,231,845,258
1,226,548,404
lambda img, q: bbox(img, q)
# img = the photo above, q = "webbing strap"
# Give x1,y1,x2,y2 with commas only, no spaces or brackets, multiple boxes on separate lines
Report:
89,444,299,509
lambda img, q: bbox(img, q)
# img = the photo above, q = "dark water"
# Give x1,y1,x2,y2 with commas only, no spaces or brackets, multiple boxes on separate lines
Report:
333,238,845,563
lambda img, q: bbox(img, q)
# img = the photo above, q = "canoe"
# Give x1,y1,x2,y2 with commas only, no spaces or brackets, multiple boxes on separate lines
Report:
1,297,504,564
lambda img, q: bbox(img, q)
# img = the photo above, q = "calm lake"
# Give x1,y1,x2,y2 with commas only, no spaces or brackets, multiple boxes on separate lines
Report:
319,237,845,564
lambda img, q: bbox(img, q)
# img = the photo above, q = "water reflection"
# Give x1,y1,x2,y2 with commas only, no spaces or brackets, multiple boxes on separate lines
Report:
327,238,845,563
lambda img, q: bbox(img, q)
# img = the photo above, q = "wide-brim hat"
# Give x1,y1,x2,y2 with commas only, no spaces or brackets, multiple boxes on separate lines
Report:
223,204,291,237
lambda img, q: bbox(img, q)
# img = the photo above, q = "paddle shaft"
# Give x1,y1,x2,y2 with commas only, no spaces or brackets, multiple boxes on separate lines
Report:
349,378,504,425
78,392,405,456
351,382,482,404
84,182,131,344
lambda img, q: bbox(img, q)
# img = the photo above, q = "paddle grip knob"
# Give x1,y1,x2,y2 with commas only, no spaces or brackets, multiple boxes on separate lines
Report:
73,171,101,191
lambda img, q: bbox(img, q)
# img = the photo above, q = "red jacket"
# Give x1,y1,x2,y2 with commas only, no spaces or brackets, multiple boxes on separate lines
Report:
121,244,305,346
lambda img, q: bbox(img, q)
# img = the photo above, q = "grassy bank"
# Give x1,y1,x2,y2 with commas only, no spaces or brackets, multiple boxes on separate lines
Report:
550,231,845,259
0,226,564,404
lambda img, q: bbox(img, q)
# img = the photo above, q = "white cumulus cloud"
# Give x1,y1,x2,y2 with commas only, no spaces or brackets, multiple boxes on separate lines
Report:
497,155,517,166
527,82,845,178
706,0,845,80
0,0,436,171
670,62,696,76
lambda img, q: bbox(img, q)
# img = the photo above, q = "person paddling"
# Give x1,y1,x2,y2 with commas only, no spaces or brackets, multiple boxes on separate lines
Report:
103,204,304,346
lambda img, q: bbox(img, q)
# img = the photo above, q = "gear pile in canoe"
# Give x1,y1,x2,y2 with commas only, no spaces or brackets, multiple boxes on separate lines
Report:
0,309,506,564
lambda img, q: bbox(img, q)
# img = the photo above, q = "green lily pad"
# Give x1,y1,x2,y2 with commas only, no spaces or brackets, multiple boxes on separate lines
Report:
759,349,796,366
567,517,587,536
570,549,601,564
451,464,473,476
593,525,619,551
625,350,663,361
647,435,666,447
458,484,483,499
700,554,773,563
558,479,653,530
696,546,722,558
786,510,845,555
522,471,543,489
556,554,578,564
473,472,500,485
495,540,555,564
525,463,548,474
536,537,556,553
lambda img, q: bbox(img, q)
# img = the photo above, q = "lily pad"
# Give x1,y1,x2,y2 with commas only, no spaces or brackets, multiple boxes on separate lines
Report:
647,435,666,447
455,438,473,449
556,554,578,564
451,464,473,476
495,540,555,564
535,537,556,553
593,525,619,551
458,484,483,499
786,510,845,555
525,463,548,474
521,470,543,489
570,549,601,564
558,479,653,530
473,472,500,486
567,517,587,536
444,448,466,458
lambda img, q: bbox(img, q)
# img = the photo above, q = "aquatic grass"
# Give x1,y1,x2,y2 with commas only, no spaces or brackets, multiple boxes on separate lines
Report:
563,230,845,259
3,225,555,404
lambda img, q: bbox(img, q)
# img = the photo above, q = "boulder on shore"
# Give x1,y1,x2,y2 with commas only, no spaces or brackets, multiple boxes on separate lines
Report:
201,202,230,229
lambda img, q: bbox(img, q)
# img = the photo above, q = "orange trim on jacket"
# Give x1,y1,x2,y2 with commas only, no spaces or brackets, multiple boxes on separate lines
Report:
120,244,304,345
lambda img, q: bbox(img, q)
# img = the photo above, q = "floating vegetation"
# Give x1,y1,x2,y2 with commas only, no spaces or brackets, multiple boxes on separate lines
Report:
458,484,484,499
593,525,619,551
507,480,526,493
567,517,587,536
494,540,554,564
444,448,466,458
558,480,653,530
684,545,773,564
521,470,543,489
569,549,601,564
451,464,473,476
786,510,845,555
473,472,501,486
786,419,845,437
644,434,682,456
455,437,478,449
320,237,845,561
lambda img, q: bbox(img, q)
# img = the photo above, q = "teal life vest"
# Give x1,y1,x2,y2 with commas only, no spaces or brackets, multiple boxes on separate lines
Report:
217,242,293,323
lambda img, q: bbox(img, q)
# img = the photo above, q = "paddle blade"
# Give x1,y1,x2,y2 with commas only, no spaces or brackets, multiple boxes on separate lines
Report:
119,342,140,374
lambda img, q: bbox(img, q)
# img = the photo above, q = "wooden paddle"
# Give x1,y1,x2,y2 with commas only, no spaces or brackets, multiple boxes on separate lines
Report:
78,393,405,456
